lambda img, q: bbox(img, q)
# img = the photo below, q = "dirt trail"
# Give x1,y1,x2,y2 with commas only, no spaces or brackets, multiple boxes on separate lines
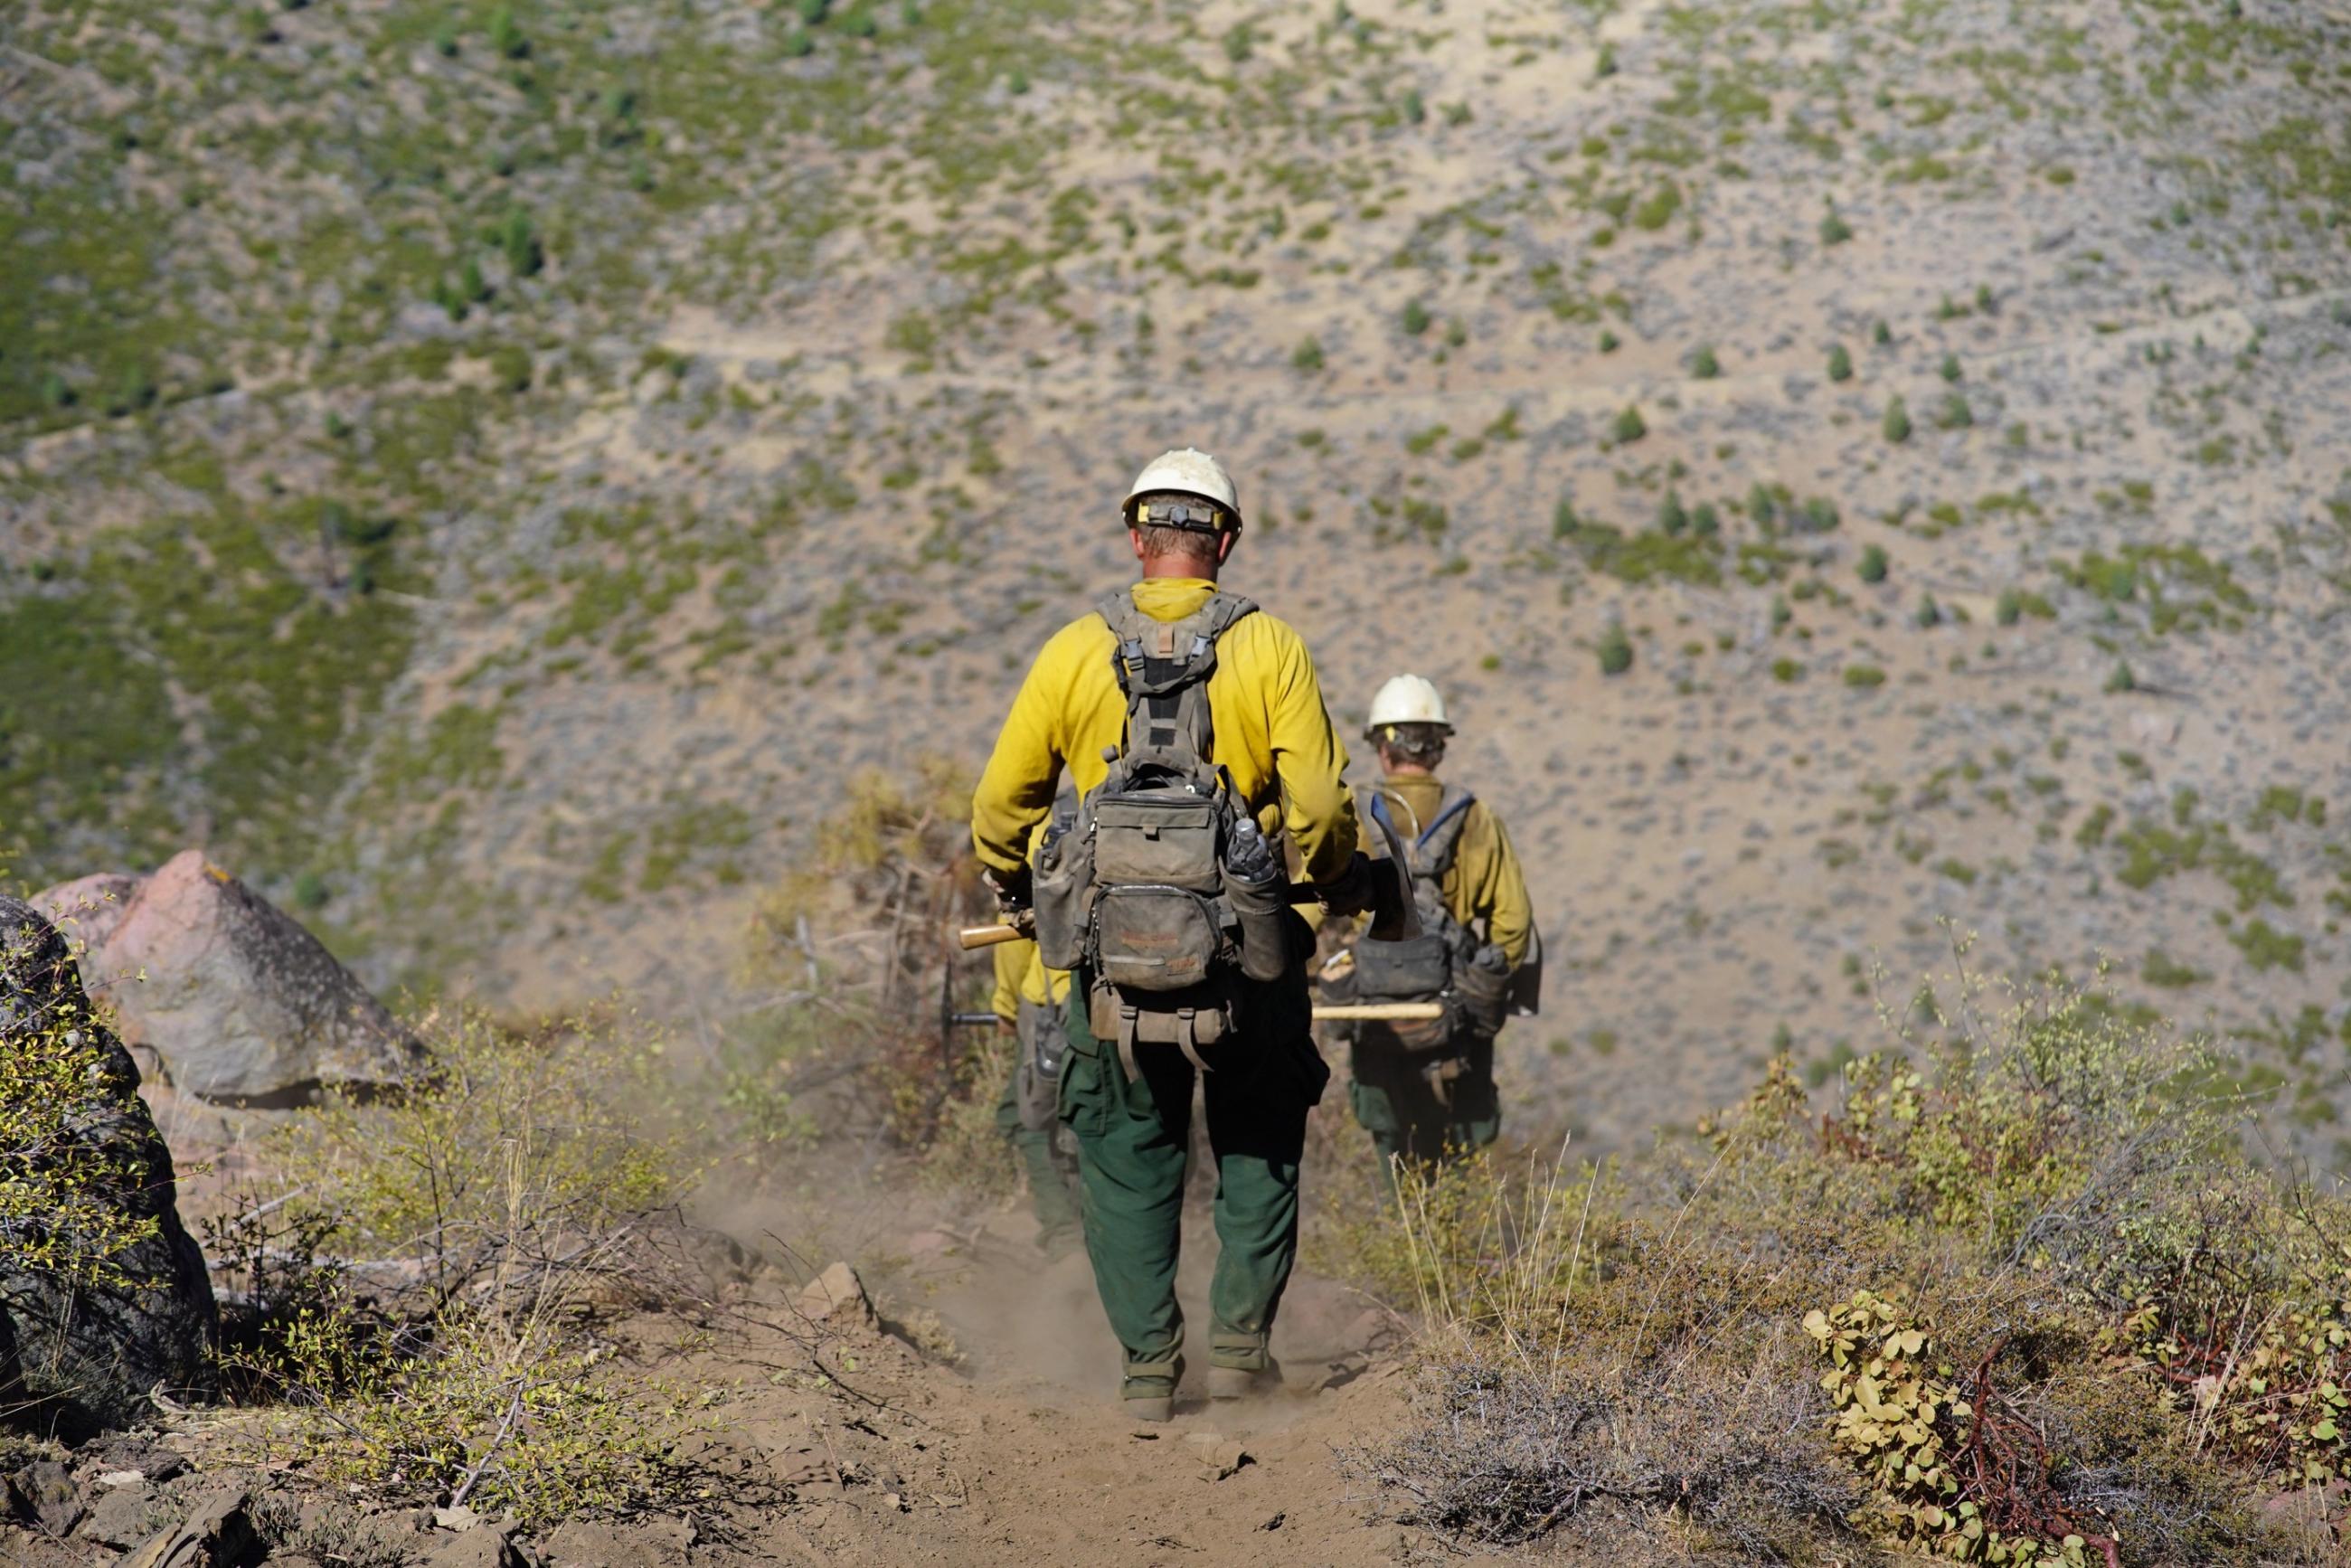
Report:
670,1189,1420,1567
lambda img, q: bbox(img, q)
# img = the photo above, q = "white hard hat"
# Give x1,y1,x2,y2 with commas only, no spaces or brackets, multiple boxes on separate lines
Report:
1123,448,1242,531
1365,674,1449,736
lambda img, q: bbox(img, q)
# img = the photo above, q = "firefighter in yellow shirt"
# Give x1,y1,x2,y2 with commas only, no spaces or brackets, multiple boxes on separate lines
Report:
969,449,1365,1421
1339,675,1534,1186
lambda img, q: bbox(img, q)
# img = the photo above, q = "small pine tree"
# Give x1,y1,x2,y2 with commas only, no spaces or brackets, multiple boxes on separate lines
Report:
1748,481,1777,524
2106,661,2136,694
1402,88,1426,124
1291,336,1326,373
1690,502,1721,537
1597,328,1620,354
1914,592,1941,628
1594,43,1618,79
783,28,814,57
1883,395,1912,443
1995,588,2023,626
1827,343,1853,382
1007,68,1029,93
1598,623,1633,675
799,0,831,22
1658,491,1689,535
1858,543,1889,583
1553,496,1581,539
461,257,491,303
1974,282,1994,313
1402,298,1430,336
38,371,74,410
1939,352,1962,383
1690,345,1722,379
1611,405,1648,443
431,17,459,56
1939,392,1973,430
1872,318,1893,346
1818,204,1853,246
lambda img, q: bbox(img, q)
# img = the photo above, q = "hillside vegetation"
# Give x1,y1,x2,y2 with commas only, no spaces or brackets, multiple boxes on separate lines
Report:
8,0,2351,1151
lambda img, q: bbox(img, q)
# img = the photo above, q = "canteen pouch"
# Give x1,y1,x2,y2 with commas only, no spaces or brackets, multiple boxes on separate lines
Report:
1453,944,1513,1037
1031,826,1091,973
1223,867,1292,984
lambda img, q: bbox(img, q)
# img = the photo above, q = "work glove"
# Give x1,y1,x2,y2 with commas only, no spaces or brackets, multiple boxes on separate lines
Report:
983,864,1034,920
1313,852,1377,918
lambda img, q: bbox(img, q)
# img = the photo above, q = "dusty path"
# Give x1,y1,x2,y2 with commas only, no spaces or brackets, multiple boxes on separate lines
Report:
662,1194,1420,1567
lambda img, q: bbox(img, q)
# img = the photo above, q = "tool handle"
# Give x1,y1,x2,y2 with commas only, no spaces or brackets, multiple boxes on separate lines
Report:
1311,1002,1446,1022
957,922,1032,950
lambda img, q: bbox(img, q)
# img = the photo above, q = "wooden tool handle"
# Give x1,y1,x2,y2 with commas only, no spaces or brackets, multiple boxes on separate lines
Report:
1311,1002,1446,1022
958,922,1031,950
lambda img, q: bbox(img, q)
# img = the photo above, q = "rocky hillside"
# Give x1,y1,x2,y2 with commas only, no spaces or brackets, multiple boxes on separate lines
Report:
8,0,2351,1149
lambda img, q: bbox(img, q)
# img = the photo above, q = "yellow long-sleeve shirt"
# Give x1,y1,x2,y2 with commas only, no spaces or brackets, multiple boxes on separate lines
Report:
971,577,1360,883
988,937,1073,1022
1364,774,1534,968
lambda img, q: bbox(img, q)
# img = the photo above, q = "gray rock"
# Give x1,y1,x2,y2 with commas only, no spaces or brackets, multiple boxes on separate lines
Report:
118,1485,256,1568
99,850,428,1103
0,896,218,1439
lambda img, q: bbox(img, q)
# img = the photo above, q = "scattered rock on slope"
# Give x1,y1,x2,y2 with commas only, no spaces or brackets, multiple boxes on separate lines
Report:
90,851,429,1104
0,896,218,1439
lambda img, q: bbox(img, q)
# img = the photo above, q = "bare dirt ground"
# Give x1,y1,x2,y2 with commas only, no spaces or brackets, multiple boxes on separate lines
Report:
661,1199,1412,1567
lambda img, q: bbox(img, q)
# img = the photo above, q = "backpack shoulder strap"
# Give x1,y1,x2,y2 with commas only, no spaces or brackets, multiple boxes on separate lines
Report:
1414,786,1478,879
1096,590,1257,769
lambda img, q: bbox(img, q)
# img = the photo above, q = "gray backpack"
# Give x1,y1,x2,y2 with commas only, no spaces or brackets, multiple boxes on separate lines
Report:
1347,784,1524,1046
1032,590,1285,1068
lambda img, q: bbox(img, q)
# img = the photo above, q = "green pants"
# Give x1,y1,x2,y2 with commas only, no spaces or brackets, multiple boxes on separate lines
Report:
995,1040,1081,1246
1058,964,1330,1399
1347,1030,1501,1189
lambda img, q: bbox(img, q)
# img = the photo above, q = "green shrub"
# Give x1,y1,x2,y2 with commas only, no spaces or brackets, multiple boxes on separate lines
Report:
1610,404,1647,443
1402,88,1426,124
1844,663,1886,687
1996,588,2023,626
1291,335,1326,373
0,943,163,1285
1597,328,1619,354
1873,317,1893,345
1827,342,1853,382
1689,345,1721,379
1858,543,1889,583
1402,298,1430,335
486,5,527,58
1819,204,1853,245
1883,394,1912,443
1939,392,1974,430
500,210,543,279
1597,623,1633,675
1657,491,1688,534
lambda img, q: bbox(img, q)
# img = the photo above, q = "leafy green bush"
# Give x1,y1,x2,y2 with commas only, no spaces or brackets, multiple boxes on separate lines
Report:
1858,543,1889,583
1884,394,1912,442
1597,623,1633,675
1828,342,1854,381
0,963,162,1285
1610,405,1647,443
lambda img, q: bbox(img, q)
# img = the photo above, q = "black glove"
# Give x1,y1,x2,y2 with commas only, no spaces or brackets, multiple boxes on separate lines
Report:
1314,852,1376,918
984,864,1034,918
